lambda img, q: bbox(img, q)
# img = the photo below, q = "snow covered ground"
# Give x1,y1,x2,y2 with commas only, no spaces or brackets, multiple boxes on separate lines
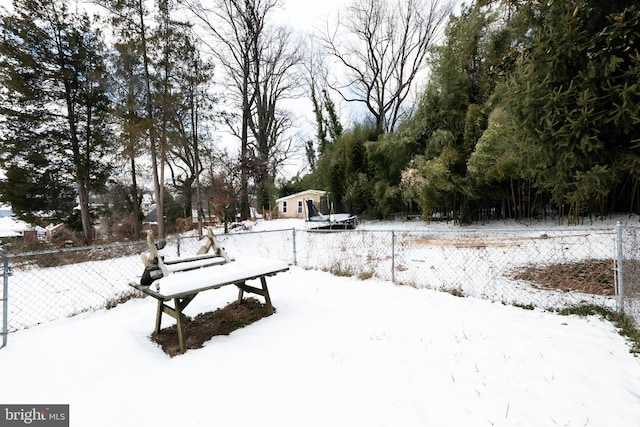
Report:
1,265,639,426
0,220,640,427
4,216,621,331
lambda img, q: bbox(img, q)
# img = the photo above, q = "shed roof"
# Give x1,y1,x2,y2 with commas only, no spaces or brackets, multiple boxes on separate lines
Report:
275,189,326,203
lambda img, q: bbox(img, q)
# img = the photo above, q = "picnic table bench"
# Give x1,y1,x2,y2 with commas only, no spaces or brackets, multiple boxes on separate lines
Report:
130,228,289,353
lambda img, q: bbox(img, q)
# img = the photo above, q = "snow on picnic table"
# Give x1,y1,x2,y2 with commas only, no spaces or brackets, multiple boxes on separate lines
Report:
152,256,289,296
1,266,639,427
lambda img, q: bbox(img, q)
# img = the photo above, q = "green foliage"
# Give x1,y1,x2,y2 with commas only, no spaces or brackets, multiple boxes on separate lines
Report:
445,287,465,298
105,290,141,310
402,140,465,219
398,5,502,223
65,206,101,233
366,133,417,217
163,188,185,226
357,271,374,281
512,303,535,310
308,83,343,164
467,107,520,184
395,1,640,222
0,156,76,224
277,174,312,198
505,1,640,213
310,83,328,157
0,0,113,229
308,121,379,215
324,89,343,141
463,105,488,158
328,262,355,278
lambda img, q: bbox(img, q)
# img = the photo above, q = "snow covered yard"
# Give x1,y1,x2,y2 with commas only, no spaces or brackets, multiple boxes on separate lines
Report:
1,217,624,331
1,266,639,426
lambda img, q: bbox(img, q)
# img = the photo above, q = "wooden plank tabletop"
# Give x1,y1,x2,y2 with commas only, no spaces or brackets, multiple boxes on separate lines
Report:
130,257,289,301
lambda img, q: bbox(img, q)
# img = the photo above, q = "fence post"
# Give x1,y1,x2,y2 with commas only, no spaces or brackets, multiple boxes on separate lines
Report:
615,221,624,314
1,254,9,349
292,228,297,266
391,231,395,284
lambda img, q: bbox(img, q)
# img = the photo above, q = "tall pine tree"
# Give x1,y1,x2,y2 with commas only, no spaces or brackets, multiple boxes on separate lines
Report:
0,0,112,239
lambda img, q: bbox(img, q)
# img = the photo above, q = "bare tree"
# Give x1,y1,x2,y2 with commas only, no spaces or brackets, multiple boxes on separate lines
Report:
180,0,268,220
180,0,300,215
248,24,302,211
301,39,329,161
323,0,453,134
167,38,215,235
96,0,167,239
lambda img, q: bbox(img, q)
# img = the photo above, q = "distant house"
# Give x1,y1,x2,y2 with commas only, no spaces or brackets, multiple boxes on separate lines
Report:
0,205,62,241
0,216,31,239
275,190,326,219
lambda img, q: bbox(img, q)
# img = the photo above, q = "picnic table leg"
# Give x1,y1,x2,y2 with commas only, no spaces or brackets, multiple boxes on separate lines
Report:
155,299,163,333
260,276,274,315
235,278,274,315
175,298,186,354
236,282,245,304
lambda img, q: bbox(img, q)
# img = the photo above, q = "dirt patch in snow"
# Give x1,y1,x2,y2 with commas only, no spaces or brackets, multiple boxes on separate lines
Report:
411,232,593,249
511,259,614,296
151,297,272,357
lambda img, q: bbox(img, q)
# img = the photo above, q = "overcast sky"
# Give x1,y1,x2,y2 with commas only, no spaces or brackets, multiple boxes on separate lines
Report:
277,0,464,33
276,0,342,32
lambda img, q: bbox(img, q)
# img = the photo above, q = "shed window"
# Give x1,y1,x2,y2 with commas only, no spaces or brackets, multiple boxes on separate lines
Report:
297,200,303,214
282,201,287,213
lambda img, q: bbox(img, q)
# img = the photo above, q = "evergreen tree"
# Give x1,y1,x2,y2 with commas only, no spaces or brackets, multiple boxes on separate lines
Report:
0,0,113,239
400,5,499,222
505,0,639,218
111,40,147,238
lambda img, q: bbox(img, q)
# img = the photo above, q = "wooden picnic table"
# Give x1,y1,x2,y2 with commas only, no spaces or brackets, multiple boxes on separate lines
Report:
130,229,289,353
131,257,288,353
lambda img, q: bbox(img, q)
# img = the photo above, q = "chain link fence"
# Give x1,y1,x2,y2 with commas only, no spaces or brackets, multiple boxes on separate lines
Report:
1,255,8,349
1,230,295,333
4,241,148,331
1,225,621,336
296,228,616,310
615,223,640,328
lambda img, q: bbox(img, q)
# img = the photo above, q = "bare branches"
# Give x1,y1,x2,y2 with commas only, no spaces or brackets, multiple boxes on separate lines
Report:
322,0,453,133
180,0,300,212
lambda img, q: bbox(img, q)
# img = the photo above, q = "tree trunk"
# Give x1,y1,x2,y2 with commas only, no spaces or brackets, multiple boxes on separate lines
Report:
240,54,250,221
130,153,141,238
77,182,92,242
137,0,164,239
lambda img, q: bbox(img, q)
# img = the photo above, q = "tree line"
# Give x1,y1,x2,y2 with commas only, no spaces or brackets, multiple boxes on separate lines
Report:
0,0,453,242
0,0,638,245
0,0,310,242
289,0,640,225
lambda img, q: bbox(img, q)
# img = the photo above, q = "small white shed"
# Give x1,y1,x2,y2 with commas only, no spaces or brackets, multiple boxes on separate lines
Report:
275,190,326,219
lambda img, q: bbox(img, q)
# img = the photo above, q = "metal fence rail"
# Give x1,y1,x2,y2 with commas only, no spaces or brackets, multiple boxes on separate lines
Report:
0,226,620,335
615,222,640,327
1,254,8,349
